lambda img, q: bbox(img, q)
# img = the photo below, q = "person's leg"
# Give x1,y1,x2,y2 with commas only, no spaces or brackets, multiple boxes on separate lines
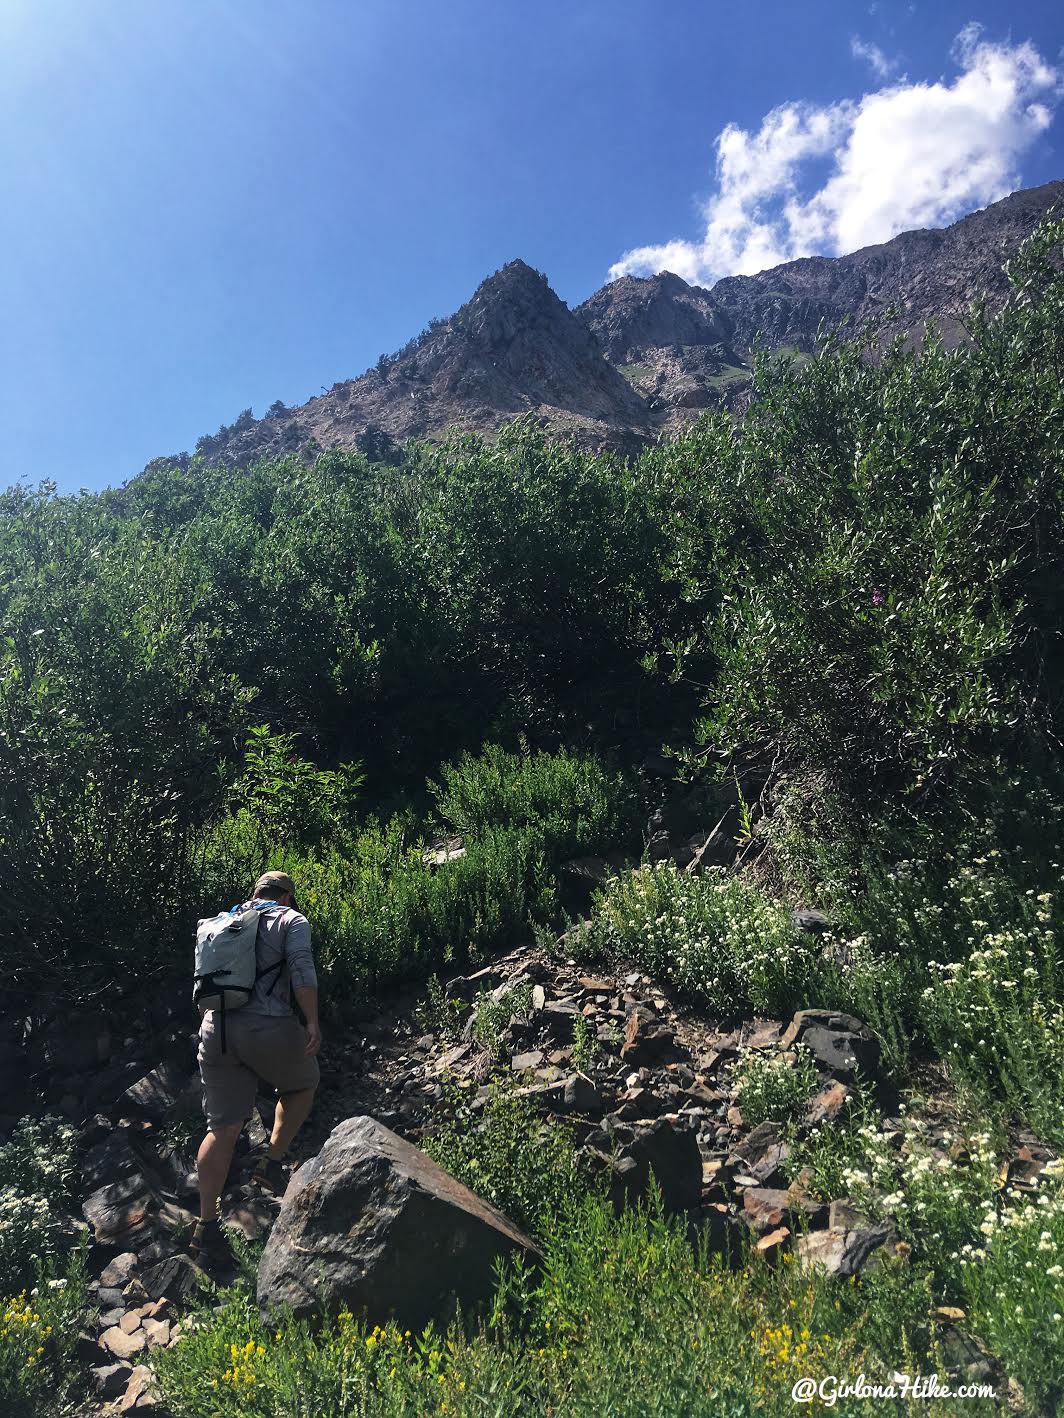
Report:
196,1121,243,1221
269,1088,315,1159
195,1012,257,1222
240,1017,320,1193
240,1016,320,1161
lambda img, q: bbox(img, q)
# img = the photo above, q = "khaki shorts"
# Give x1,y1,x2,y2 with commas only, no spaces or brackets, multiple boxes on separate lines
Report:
198,1011,320,1129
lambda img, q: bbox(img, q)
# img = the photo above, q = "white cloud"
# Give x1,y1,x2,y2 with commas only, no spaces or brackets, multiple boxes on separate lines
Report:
608,27,1061,286
851,36,898,79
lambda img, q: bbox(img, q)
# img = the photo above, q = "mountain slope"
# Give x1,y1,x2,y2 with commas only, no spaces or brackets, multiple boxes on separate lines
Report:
576,178,1064,429
164,180,1063,471
185,261,652,471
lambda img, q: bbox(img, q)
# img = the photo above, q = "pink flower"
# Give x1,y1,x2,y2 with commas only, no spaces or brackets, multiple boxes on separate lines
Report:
872,589,885,606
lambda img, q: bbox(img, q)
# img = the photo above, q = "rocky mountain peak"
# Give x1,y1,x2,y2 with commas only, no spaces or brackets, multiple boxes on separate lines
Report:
466,257,554,306
576,271,729,364
155,179,1063,474
452,258,600,365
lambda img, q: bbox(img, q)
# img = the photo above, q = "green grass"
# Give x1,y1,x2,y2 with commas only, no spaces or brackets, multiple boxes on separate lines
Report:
706,364,751,388
151,1164,1027,1418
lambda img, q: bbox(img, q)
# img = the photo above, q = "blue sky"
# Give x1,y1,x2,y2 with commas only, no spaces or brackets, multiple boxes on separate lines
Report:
1,1,1062,494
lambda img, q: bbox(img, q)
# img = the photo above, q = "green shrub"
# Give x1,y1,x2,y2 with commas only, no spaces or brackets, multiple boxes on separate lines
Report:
246,820,556,1001
816,939,917,1077
827,808,1064,1140
569,1012,599,1071
199,743,648,1007
153,1187,964,1418
578,864,822,1017
0,491,248,992
0,1193,61,1297
467,986,534,1057
414,976,467,1041
761,762,1064,1111
782,1098,886,1206
425,1081,584,1240
921,890,1064,1144
5,218,1064,1011
0,1118,78,1210
785,1109,1002,1295
233,725,365,852
430,743,639,865
410,418,691,746
960,1159,1064,1412
0,1118,80,1294
0,1250,88,1418
153,1288,531,1418
697,219,1064,802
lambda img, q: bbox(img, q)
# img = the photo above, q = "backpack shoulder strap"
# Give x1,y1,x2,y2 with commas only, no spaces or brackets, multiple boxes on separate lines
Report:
253,904,289,994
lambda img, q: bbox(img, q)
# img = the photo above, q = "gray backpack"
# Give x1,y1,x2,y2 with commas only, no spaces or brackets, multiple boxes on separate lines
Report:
193,902,285,1047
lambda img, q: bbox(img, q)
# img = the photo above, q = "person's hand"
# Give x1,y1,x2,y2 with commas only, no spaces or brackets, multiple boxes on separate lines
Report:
305,1022,322,1057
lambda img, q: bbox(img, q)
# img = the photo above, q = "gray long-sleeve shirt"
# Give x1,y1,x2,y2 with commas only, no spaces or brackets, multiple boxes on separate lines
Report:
241,901,318,1017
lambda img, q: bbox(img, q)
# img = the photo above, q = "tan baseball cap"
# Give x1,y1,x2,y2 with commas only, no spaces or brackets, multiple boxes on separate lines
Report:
252,870,296,900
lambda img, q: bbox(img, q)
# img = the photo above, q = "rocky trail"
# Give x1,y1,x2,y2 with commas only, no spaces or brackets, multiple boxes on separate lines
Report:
5,882,1058,1414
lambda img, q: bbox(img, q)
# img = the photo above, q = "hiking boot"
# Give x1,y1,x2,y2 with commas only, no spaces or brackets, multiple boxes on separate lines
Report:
247,1151,288,1196
188,1217,230,1266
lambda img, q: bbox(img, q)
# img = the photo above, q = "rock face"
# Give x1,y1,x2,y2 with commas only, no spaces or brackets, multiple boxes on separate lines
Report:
576,272,753,421
579,178,1064,430
147,180,1064,474
256,1116,540,1327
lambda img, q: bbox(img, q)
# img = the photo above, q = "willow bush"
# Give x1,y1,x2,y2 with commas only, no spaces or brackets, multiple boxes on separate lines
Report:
2,217,1063,1003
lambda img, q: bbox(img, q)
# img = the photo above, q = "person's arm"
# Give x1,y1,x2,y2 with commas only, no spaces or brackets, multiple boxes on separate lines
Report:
295,986,321,1056
284,914,322,1056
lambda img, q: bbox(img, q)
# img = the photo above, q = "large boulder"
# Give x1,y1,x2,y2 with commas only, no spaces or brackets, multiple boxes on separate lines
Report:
256,1116,540,1328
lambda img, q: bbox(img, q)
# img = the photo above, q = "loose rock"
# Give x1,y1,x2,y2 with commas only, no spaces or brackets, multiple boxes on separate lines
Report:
140,1253,202,1303
797,1220,899,1277
100,1325,147,1361
781,1010,880,1080
92,1362,132,1399
729,1122,790,1186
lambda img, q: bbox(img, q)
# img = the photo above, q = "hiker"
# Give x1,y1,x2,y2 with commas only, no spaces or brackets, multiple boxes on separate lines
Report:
190,870,321,1261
